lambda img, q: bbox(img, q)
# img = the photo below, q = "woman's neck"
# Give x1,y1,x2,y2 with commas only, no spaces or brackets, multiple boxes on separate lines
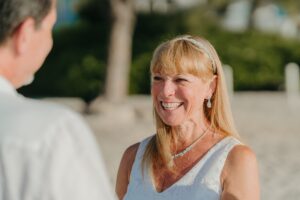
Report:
173,119,209,148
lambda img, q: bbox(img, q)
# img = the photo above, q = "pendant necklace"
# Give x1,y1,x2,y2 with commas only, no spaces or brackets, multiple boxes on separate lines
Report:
172,127,209,159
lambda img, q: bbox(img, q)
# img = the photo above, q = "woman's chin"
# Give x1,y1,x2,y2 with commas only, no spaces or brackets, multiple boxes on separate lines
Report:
161,117,183,127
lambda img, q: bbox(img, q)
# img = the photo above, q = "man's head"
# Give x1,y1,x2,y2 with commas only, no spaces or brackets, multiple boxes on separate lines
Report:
0,0,56,88
0,0,53,44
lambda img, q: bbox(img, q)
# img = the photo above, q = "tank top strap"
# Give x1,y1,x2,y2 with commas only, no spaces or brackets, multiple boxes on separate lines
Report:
216,136,242,171
136,136,153,159
196,136,242,193
129,135,153,182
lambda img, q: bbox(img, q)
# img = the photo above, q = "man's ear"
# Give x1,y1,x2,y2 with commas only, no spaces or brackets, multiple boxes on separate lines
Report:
207,75,217,98
12,18,35,55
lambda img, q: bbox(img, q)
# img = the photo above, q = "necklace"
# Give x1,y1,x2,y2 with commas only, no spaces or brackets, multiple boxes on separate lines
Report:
172,127,209,159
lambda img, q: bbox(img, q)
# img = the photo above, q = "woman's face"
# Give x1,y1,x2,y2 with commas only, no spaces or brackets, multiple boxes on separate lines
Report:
151,72,213,127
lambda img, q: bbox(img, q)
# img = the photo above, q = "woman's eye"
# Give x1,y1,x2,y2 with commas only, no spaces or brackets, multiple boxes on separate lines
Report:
175,78,188,82
153,76,162,81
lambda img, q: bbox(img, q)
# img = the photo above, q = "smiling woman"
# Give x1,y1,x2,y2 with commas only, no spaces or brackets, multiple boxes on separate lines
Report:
116,35,260,200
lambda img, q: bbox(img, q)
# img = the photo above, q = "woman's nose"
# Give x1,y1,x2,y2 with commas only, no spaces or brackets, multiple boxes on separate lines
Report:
161,80,176,97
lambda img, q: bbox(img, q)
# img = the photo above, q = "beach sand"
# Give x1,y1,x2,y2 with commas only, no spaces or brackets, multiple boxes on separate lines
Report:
52,92,300,200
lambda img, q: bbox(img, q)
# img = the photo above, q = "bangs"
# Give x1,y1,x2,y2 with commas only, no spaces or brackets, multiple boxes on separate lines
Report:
151,40,213,81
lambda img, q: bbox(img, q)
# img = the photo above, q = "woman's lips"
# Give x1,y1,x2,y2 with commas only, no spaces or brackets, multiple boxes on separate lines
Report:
160,101,183,110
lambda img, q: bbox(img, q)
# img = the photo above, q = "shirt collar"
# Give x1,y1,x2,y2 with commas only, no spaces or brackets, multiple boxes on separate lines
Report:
0,75,18,96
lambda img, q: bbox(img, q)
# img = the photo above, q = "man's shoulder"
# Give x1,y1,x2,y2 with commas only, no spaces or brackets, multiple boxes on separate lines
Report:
0,95,85,142
22,97,73,117
7,95,75,121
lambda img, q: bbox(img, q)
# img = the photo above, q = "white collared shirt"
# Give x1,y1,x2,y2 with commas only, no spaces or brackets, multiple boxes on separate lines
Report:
0,76,115,200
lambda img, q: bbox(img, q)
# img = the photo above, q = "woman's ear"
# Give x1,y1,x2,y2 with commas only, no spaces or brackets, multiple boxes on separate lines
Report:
12,18,35,55
207,75,217,98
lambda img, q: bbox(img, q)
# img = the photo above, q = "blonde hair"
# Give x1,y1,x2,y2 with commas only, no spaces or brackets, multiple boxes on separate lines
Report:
142,35,239,175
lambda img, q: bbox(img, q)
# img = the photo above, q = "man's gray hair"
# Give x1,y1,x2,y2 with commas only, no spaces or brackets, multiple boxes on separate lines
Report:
0,0,52,44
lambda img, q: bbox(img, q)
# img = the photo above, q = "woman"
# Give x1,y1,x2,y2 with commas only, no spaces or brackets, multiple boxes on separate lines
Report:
116,35,260,200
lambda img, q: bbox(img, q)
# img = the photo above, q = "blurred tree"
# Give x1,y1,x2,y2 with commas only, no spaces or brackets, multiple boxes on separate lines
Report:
167,0,177,12
207,0,231,14
150,0,154,13
248,0,263,29
105,0,136,103
77,0,110,23
78,0,135,103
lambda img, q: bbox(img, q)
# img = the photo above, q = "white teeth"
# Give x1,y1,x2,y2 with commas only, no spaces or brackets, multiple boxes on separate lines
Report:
161,102,182,110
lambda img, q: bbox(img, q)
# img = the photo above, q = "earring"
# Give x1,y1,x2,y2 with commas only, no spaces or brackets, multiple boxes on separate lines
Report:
207,98,212,108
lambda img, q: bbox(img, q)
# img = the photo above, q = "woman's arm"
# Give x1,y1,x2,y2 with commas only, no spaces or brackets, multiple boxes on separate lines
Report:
221,145,260,200
115,143,139,200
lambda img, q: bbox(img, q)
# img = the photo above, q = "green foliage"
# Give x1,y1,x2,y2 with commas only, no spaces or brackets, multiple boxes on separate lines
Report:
19,22,109,102
131,6,300,92
130,52,152,94
77,0,110,24
182,7,300,91
64,55,105,101
19,3,300,101
209,31,286,90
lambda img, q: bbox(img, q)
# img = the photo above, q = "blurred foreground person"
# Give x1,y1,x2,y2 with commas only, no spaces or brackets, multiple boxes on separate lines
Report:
116,35,260,200
0,0,114,199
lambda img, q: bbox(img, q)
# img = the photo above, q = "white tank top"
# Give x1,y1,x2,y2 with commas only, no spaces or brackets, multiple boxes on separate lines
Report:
124,136,241,200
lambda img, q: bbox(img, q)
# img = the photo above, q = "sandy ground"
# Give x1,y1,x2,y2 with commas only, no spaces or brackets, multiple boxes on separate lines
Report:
50,92,300,200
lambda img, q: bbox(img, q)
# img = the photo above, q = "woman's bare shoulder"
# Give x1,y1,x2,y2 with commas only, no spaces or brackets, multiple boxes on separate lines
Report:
119,142,140,178
116,143,140,199
226,144,258,170
122,142,140,165
221,144,260,200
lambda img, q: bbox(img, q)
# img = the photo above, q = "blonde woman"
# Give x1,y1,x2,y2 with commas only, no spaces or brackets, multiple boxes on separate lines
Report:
116,35,260,200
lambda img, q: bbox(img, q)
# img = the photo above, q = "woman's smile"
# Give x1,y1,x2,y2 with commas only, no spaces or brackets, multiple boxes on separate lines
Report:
160,101,184,110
